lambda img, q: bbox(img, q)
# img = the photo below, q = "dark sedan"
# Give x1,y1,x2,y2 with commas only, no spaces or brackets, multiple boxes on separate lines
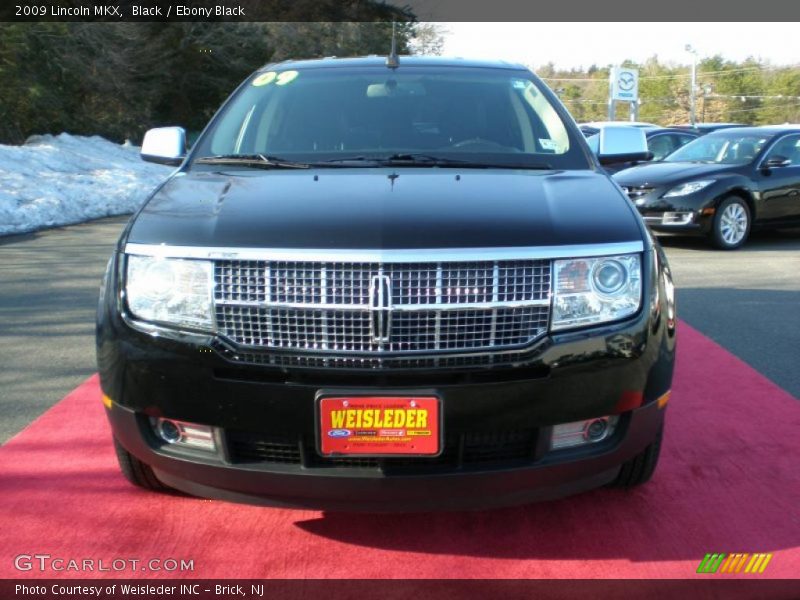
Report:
614,126,800,249
674,123,746,134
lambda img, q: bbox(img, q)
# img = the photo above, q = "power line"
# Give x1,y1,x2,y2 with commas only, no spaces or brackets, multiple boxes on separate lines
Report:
644,99,800,119
562,95,800,106
540,62,800,82
720,102,800,115
708,94,800,100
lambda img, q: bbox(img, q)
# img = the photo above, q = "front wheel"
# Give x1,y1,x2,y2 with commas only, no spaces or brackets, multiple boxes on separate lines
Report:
610,425,663,489
113,437,171,492
710,196,751,249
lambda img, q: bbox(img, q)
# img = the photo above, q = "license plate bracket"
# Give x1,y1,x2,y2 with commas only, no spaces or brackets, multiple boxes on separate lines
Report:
317,395,441,457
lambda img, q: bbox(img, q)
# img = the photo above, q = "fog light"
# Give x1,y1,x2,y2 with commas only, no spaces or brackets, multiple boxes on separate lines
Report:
151,418,217,452
551,416,618,450
586,419,608,440
157,419,181,444
661,212,694,225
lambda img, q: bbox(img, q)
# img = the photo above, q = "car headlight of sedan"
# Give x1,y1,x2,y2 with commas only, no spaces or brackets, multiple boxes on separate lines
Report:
126,255,214,330
663,180,714,197
551,254,641,331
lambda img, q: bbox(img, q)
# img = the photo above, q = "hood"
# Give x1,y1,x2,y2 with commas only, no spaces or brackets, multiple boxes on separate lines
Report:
127,167,642,250
613,161,739,187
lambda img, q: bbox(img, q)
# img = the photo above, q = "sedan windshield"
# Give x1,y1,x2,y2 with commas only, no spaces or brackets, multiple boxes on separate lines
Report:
665,132,770,165
191,65,589,170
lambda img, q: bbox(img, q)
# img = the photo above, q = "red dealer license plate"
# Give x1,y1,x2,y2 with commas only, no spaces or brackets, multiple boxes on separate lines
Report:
318,396,441,456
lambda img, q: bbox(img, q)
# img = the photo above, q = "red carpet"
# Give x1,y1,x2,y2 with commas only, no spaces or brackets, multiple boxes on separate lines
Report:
1,322,798,579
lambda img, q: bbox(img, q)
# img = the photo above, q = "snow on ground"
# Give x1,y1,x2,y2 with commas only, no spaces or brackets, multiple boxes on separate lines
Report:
0,133,173,236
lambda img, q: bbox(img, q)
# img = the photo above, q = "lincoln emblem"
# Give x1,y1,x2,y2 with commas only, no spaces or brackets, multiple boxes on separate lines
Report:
369,274,392,343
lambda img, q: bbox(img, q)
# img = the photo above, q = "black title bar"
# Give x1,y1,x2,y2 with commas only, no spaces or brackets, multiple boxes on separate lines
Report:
1,0,799,22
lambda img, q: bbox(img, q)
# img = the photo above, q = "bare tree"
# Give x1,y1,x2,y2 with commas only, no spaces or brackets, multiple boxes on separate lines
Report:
408,23,448,56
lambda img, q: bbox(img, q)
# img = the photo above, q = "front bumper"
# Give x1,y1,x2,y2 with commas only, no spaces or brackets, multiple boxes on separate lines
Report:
623,186,715,234
641,211,710,234
107,398,666,511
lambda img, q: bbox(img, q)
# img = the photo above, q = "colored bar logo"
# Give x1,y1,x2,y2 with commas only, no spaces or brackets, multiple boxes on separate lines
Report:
697,553,773,574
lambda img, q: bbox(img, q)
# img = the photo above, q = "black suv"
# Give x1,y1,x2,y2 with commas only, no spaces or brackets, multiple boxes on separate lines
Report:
97,56,676,510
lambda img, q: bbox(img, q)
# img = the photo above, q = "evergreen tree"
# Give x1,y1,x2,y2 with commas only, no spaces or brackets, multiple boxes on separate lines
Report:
0,17,417,144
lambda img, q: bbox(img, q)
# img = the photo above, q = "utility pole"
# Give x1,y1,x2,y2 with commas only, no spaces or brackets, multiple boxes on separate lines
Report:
701,83,713,123
686,44,698,127
608,72,616,121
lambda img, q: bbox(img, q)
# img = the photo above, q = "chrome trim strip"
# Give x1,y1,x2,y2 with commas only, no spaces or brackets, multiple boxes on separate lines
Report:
125,241,645,262
320,265,329,349
221,336,545,358
489,262,500,347
644,214,694,226
434,264,443,350
213,298,551,311
121,312,215,344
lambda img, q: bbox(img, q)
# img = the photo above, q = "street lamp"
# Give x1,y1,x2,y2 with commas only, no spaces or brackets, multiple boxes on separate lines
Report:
686,44,698,127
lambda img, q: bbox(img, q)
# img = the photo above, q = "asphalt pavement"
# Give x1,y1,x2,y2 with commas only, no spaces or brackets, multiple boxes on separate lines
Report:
659,229,800,400
0,218,798,444
0,216,129,444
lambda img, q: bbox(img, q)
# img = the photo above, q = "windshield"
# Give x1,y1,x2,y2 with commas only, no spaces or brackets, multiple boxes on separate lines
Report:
191,65,589,169
665,132,770,165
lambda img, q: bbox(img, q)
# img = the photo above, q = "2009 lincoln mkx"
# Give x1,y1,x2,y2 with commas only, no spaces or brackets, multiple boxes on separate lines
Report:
97,55,676,511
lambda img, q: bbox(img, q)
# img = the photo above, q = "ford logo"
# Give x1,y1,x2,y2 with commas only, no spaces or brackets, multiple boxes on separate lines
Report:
328,429,351,438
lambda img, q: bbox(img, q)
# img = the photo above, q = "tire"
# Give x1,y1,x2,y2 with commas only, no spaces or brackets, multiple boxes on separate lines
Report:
710,196,751,249
113,437,171,492
611,425,663,489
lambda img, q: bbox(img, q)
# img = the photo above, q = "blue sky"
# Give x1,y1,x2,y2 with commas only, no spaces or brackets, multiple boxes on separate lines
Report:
441,23,799,70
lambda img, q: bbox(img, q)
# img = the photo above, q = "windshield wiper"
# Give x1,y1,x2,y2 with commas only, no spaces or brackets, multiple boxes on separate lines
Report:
323,153,553,170
382,153,474,165
322,154,470,167
194,154,310,169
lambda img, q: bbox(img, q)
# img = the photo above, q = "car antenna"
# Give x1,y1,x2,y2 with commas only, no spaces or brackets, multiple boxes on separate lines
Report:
386,22,400,69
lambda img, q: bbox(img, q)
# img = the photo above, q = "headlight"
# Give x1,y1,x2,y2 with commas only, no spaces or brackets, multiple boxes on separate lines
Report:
126,255,214,330
663,180,714,197
551,254,641,331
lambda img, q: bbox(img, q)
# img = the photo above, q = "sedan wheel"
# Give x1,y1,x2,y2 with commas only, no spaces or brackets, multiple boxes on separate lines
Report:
712,197,751,249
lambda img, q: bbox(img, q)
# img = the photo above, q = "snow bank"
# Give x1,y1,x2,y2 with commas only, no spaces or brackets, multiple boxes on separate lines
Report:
0,133,173,236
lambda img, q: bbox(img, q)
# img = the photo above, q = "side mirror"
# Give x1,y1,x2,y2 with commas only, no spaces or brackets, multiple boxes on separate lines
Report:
597,126,653,165
141,127,186,166
762,155,791,169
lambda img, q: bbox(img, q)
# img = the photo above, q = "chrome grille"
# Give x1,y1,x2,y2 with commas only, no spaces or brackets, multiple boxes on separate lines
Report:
215,261,550,307
214,259,551,357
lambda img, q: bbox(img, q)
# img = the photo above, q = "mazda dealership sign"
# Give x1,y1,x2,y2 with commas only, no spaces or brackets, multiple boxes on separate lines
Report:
610,67,639,102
